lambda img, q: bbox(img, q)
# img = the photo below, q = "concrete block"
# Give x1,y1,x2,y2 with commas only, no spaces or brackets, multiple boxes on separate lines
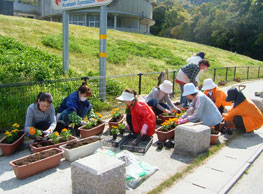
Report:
71,154,126,194
250,98,263,113
174,122,210,155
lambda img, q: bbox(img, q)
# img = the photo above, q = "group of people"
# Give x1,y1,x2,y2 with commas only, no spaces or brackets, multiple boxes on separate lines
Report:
24,52,263,139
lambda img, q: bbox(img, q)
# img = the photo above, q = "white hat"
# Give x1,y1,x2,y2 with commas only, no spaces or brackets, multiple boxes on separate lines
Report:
160,80,173,94
202,78,217,90
182,83,199,96
116,91,135,101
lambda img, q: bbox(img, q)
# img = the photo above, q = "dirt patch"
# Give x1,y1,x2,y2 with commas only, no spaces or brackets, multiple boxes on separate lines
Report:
65,138,100,149
32,136,75,148
109,115,123,122
13,149,60,166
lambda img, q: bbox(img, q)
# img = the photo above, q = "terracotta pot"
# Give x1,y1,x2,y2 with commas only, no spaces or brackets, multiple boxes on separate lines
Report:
159,114,177,123
30,136,77,153
156,126,175,142
60,136,102,162
78,121,106,138
108,115,125,129
0,132,25,156
9,148,63,179
210,132,221,145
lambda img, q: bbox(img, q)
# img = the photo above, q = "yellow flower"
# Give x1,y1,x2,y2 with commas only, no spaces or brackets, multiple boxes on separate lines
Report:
62,128,67,132
5,130,12,137
112,125,118,129
55,132,59,136
113,108,119,111
11,129,19,133
96,112,102,118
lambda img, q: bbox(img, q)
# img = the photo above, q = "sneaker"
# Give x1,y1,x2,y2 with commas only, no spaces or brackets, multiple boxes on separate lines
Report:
243,131,255,137
157,142,164,150
227,129,233,135
164,140,174,148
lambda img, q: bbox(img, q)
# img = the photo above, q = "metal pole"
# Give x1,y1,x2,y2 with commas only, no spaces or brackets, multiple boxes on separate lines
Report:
234,67,236,80
99,5,107,101
258,66,261,78
62,11,69,73
138,73,143,95
172,70,176,97
247,66,249,80
213,68,216,81
225,67,228,81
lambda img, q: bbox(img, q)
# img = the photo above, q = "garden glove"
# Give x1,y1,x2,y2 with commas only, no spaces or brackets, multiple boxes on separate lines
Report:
178,117,189,125
140,124,148,135
164,109,172,114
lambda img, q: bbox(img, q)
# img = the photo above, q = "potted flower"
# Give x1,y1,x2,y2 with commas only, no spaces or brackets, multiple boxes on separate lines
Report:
118,123,126,135
30,128,77,153
78,112,106,138
210,127,221,145
234,75,241,82
160,108,186,123
9,148,63,179
156,118,178,142
108,108,125,129
60,136,102,162
111,127,119,140
0,123,25,156
218,79,227,86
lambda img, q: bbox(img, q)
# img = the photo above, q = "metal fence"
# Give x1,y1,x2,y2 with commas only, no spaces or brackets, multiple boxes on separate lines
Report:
0,66,262,132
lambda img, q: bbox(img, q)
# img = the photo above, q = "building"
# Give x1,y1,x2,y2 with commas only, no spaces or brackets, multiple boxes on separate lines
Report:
0,0,155,34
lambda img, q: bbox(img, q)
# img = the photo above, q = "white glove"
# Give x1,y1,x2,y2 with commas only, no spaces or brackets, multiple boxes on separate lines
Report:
140,124,148,135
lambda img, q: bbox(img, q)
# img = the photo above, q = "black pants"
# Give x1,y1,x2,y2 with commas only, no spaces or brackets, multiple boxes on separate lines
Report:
34,120,67,133
218,105,224,114
126,114,135,134
233,115,246,132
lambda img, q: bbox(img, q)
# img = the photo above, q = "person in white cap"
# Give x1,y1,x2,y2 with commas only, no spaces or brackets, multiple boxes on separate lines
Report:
202,78,231,114
146,80,181,115
178,83,222,129
116,89,156,137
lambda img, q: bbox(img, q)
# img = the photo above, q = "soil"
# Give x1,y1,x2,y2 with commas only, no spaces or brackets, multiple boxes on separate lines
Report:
2,131,24,144
109,115,123,122
13,149,60,166
32,136,75,148
64,138,101,149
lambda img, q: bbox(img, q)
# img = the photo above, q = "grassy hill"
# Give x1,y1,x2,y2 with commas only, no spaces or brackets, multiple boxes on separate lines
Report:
1,14,262,80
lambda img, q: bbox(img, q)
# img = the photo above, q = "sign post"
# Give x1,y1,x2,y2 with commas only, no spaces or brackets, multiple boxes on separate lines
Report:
62,11,69,73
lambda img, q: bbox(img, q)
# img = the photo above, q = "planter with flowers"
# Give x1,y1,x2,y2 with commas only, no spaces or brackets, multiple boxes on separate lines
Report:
9,148,63,179
30,128,77,153
210,127,221,145
111,127,119,140
159,108,186,123
117,123,126,136
156,118,178,142
218,79,227,86
234,75,241,82
108,108,125,130
0,123,25,156
78,112,105,138
60,136,102,162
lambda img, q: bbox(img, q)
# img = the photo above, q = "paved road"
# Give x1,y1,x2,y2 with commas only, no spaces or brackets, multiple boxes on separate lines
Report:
229,152,263,194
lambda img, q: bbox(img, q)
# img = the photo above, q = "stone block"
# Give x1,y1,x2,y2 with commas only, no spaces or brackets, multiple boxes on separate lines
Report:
250,98,263,113
71,154,126,194
174,122,210,155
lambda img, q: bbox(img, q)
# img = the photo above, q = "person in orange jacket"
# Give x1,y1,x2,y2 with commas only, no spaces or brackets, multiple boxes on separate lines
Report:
116,89,156,137
223,88,263,135
202,78,231,114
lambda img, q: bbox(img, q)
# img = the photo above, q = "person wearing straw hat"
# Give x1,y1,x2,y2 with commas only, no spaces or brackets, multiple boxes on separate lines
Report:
116,89,156,137
223,88,263,136
178,83,222,128
202,78,231,114
146,80,181,115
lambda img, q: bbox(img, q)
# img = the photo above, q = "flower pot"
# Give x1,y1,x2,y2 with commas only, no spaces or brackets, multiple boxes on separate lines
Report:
234,78,241,82
78,121,106,138
210,132,221,145
108,115,125,129
30,136,77,153
9,148,63,179
60,136,102,162
119,130,125,136
0,132,25,156
112,134,117,140
159,114,177,123
156,126,175,142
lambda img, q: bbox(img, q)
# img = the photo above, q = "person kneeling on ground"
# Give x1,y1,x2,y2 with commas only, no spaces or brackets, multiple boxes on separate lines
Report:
146,80,181,115
24,92,66,138
116,89,156,140
178,83,222,129
202,78,231,114
223,88,263,136
58,81,95,127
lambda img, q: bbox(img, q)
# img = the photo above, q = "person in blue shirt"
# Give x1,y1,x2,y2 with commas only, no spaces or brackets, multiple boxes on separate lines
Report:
58,81,94,126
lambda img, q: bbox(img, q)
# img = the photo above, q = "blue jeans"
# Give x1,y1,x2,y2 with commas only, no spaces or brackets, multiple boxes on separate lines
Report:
179,84,189,108
147,99,170,115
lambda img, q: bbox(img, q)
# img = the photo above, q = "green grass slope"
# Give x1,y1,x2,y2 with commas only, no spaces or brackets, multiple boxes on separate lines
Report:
1,14,262,79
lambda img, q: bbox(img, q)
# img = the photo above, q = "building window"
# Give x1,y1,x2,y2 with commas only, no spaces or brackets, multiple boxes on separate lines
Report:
87,15,99,27
69,15,85,26
17,0,39,6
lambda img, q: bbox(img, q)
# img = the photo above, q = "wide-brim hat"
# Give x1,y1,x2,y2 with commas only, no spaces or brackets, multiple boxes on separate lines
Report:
202,78,217,90
160,80,173,94
116,91,135,101
182,83,199,96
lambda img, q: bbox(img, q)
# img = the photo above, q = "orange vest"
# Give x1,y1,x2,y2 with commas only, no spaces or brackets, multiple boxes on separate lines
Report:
223,99,263,132
204,87,231,108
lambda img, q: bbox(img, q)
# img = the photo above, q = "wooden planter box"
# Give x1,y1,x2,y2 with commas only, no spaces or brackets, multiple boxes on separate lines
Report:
9,148,63,179
60,136,102,162
159,114,177,123
0,132,25,156
210,132,221,145
30,136,77,153
108,115,125,130
156,126,175,142
78,121,106,138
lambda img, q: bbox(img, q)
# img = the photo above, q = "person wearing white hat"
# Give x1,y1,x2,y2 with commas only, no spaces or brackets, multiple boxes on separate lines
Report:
202,78,231,114
178,83,222,128
116,89,156,137
146,80,181,115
